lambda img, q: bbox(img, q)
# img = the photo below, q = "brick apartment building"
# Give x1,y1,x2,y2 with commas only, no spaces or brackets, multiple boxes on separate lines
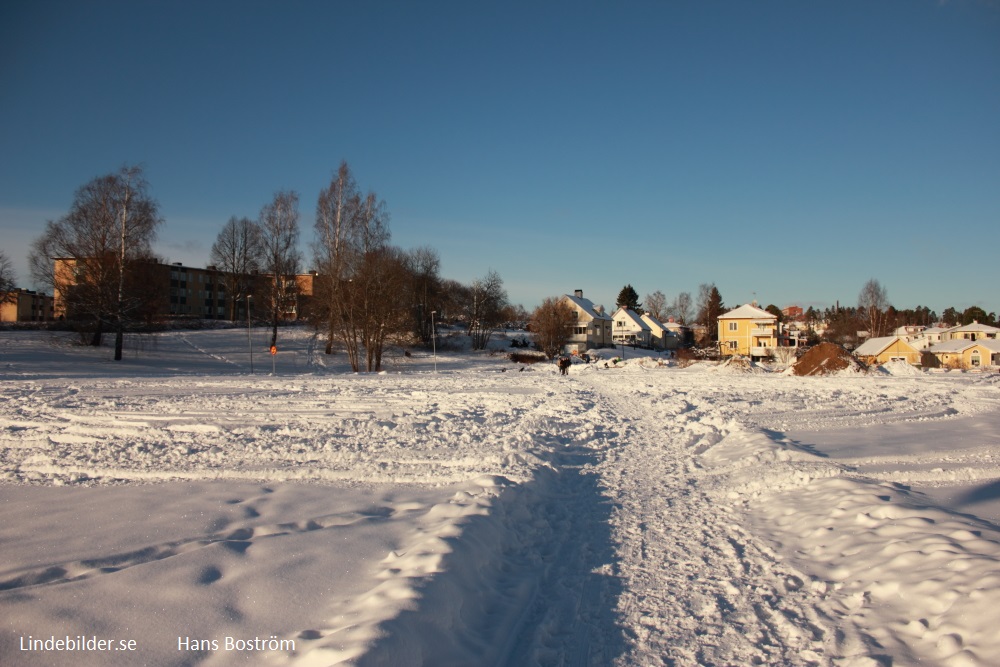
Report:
53,258,315,322
0,289,55,322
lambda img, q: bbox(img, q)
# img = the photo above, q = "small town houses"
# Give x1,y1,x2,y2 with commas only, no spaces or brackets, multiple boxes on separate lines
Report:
890,321,1000,368
559,291,682,353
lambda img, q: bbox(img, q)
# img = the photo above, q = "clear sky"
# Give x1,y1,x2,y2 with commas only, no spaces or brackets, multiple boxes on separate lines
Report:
2,0,998,316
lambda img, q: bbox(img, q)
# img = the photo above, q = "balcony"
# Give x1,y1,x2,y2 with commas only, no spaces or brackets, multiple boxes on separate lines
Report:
751,328,774,336
750,347,773,357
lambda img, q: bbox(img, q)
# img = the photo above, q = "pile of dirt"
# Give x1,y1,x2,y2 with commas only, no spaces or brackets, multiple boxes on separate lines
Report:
791,343,866,377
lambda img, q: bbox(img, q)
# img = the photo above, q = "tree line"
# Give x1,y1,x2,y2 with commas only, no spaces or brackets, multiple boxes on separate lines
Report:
27,162,523,370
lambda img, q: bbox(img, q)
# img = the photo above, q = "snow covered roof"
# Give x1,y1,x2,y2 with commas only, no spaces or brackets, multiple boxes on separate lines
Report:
640,313,669,332
928,339,1000,354
945,322,1000,334
563,294,612,321
718,304,776,320
613,308,652,330
854,336,915,357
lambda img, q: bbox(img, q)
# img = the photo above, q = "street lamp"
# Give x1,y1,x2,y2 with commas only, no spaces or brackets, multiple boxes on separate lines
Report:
431,310,438,373
246,294,253,375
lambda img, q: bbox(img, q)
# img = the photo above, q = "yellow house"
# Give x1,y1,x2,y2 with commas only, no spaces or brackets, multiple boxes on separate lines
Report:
854,336,922,366
927,339,1000,370
718,304,778,358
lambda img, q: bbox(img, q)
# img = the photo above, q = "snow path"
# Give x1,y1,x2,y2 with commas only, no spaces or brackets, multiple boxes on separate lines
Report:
576,373,839,667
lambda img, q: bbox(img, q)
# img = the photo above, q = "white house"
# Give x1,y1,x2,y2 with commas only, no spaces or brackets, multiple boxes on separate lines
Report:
612,308,652,347
560,290,613,353
944,322,1000,342
911,326,950,350
641,313,679,350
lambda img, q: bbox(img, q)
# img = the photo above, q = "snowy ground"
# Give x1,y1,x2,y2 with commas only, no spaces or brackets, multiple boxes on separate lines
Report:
1,327,999,667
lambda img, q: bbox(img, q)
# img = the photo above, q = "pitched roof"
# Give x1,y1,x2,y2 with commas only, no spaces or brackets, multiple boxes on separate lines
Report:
854,336,917,357
563,294,611,321
929,339,1000,354
613,307,652,330
718,303,776,320
640,313,669,332
945,322,1000,334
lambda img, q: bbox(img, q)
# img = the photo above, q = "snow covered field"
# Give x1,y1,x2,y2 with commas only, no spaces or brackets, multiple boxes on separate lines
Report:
1,327,999,667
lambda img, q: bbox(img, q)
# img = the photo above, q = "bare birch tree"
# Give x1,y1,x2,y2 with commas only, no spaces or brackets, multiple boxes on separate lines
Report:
858,278,890,339
313,164,403,371
644,290,667,321
258,191,302,349
0,251,14,301
668,291,693,324
210,216,263,320
313,162,360,354
28,165,162,356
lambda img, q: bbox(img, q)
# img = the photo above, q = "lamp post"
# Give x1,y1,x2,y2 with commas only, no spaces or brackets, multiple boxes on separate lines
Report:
246,294,253,375
431,310,438,373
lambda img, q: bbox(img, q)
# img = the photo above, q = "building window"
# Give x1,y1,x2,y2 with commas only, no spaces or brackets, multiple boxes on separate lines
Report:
971,351,981,367
727,341,738,349
728,322,738,331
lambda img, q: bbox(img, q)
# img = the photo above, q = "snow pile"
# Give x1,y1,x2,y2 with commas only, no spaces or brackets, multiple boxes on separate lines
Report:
2,329,1000,666
881,359,924,376
710,356,769,374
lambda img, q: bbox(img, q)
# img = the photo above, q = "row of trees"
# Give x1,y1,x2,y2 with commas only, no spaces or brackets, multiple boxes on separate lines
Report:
27,162,521,370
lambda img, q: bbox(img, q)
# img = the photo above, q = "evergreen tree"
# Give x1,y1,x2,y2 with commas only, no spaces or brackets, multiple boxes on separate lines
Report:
616,284,642,314
703,286,724,344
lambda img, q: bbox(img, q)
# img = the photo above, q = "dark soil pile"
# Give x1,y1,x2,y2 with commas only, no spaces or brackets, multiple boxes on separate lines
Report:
792,342,866,377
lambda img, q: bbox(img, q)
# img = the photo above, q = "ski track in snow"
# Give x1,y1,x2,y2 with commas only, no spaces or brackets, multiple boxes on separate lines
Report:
2,330,1000,666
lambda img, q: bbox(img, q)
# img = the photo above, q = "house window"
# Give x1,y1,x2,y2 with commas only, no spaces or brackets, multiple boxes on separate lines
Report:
727,341,738,349
971,351,981,367
728,322,738,331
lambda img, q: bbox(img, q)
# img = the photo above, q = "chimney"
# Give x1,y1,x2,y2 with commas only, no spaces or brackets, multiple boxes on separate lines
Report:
574,289,583,298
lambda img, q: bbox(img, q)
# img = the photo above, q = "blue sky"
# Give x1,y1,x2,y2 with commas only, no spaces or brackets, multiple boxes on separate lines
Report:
2,0,998,316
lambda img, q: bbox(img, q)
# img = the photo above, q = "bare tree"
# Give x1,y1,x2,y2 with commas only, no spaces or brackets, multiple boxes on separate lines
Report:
405,246,442,345
351,246,412,371
210,216,263,320
858,278,890,339
644,290,667,321
258,191,302,349
465,269,509,350
28,165,162,357
313,162,360,354
313,166,402,371
531,296,575,358
669,291,693,324
0,250,15,302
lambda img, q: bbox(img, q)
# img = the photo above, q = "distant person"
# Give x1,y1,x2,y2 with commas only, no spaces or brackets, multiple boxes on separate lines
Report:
558,355,571,375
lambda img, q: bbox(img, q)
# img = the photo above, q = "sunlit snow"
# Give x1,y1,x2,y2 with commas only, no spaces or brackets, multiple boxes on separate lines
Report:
1,327,998,666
